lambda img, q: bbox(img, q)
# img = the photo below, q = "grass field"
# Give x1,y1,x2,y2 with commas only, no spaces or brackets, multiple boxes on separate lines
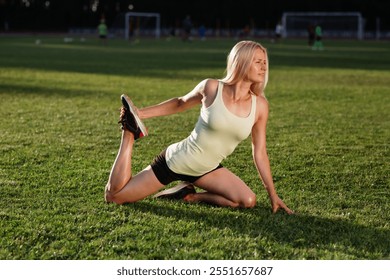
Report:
0,35,389,260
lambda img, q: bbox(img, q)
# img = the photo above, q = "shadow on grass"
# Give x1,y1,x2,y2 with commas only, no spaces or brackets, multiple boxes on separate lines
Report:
128,201,390,259
0,82,100,98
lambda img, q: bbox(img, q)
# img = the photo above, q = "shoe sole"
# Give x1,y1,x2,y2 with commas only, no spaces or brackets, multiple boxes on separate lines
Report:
153,181,194,198
121,94,148,137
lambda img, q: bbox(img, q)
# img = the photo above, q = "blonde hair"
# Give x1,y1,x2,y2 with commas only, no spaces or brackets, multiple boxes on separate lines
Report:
221,40,269,96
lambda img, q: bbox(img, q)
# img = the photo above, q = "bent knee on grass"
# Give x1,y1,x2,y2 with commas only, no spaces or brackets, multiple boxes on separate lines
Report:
219,193,257,208
185,192,256,208
104,182,135,205
227,187,257,208
105,189,140,205
236,193,257,208
104,188,125,205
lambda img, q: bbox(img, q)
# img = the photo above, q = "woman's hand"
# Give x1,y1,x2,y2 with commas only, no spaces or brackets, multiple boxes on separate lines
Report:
270,195,294,215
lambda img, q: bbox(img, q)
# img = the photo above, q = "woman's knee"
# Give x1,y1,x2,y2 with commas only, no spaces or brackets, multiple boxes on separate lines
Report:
105,184,128,205
106,192,133,205
105,190,121,205
239,193,256,208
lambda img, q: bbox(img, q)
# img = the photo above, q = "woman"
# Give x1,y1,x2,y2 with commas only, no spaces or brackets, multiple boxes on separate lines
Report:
105,40,293,214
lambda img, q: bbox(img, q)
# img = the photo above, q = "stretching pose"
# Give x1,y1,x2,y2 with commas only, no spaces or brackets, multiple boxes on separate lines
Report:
105,40,293,214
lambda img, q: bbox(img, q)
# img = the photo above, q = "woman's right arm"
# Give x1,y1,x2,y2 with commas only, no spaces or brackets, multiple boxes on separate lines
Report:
138,79,207,119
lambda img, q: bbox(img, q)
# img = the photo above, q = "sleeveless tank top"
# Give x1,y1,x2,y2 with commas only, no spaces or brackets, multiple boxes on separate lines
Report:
165,81,257,176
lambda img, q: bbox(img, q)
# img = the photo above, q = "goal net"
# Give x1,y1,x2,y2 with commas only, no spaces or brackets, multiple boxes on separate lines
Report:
125,12,161,39
281,12,364,39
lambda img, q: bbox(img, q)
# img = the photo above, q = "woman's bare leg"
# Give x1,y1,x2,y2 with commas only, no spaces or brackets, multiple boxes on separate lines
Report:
105,130,165,204
187,168,256,208
105,130,135,195
106,166,165,204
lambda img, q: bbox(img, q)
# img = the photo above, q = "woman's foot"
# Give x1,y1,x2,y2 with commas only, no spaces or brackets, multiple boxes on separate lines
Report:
153,182,196,200
118,94,148,140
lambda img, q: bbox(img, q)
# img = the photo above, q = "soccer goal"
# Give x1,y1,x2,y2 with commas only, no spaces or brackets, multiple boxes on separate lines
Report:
281,12,364,40
125,12,161,39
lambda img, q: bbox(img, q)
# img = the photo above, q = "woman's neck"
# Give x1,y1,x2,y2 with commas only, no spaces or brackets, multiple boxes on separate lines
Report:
226,82,252,103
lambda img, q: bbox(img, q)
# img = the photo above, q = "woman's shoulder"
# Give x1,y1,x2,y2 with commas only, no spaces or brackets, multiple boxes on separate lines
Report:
254,94,269,119
202,79,219,95
203,78,219,88
256,94,268,106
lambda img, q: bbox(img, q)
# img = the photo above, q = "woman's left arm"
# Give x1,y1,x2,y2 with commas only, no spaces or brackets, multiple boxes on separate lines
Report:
251,97,293,214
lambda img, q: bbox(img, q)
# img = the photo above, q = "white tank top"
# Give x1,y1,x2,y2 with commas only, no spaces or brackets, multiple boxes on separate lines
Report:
166,81,257,176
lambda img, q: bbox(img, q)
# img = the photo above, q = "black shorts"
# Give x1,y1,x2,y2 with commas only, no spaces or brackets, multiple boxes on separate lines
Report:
150,149,223,185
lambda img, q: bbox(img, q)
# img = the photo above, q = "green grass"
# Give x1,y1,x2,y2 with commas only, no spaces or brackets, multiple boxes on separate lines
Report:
0,36,389,260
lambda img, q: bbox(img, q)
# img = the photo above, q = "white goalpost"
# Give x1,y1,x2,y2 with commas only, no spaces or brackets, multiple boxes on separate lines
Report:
125,12,161,39
281,12,364,40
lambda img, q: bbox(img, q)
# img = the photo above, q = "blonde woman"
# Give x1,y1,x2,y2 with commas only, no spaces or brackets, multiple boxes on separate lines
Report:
105,40,293,214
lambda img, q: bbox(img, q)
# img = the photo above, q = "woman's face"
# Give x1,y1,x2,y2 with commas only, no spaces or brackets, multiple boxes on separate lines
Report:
247,48,267,84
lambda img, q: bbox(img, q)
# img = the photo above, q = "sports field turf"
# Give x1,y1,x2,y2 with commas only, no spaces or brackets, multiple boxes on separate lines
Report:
0,35,389,259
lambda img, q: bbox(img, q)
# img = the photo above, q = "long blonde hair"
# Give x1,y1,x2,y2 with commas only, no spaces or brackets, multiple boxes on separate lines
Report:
221,40,269,96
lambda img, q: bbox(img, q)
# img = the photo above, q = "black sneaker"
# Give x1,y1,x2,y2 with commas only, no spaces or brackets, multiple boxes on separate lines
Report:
119,94,148,140
153,182,196,200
